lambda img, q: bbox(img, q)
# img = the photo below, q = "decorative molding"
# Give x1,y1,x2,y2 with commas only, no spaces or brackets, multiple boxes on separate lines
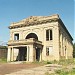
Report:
8,14,59,29
8,19,58,29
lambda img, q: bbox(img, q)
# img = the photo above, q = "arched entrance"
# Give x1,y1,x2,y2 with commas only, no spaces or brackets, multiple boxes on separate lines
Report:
26,33,42,61
25,33,38,40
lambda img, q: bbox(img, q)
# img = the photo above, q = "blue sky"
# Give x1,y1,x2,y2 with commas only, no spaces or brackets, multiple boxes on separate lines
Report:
0,0,74,45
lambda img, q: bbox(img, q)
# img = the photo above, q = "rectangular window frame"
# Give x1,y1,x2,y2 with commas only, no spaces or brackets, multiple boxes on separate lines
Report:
46,46,53,56
46,29,53,41
14,33,19,40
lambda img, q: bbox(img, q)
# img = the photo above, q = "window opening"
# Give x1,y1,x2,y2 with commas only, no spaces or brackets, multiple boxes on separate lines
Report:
14,34,19,40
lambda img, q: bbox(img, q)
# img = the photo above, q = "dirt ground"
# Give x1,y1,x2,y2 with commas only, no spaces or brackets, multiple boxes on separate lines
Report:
0,61,75,75
0,63,44,75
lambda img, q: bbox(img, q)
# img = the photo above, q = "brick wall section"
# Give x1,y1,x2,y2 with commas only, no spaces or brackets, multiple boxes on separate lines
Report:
0,46,7,58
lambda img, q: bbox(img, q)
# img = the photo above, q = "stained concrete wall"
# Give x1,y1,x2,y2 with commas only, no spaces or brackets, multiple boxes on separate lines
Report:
0,46,7,59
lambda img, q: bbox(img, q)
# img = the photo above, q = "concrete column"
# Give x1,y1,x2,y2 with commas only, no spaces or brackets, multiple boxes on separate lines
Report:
29,45,34,62
11,47,14,61
7,47,11,62
27,46,29,61
40,49,42,61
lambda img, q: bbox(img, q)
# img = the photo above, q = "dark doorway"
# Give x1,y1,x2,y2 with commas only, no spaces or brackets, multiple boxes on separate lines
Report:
36,48,40,61
17,47,27,61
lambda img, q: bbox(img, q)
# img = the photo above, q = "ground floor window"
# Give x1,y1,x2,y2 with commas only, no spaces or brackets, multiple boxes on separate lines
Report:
46,46,53,56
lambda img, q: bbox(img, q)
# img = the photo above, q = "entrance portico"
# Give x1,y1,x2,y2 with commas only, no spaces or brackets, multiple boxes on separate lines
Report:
7,38,43,62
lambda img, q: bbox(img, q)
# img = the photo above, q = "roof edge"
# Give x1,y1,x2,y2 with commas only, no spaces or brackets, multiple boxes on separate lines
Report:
58,18,73,41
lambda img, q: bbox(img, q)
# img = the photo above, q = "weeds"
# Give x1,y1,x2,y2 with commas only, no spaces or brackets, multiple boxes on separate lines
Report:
45,59,75,75
45,68,75,75
55,68,75,75
0,58,7,63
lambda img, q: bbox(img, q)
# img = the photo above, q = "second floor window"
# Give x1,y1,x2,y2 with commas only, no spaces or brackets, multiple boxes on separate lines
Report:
14,33,19,40
46,29,53,41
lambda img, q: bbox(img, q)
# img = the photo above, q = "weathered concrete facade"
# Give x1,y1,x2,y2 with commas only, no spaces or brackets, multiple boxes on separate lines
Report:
7,14,73,62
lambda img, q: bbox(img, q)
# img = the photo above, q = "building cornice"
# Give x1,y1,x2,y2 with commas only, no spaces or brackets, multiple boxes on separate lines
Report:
8,14,59,29
7,38,42,46
8,14,73,41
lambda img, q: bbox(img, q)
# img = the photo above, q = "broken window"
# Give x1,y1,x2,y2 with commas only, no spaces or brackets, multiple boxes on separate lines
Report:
46,47,49,56
50,30,52,40
46,29,53,41
46,46,53,56
14,33,19,40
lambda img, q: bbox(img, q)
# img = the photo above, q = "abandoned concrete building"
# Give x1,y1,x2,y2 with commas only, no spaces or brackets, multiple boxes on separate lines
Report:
7,14,73,62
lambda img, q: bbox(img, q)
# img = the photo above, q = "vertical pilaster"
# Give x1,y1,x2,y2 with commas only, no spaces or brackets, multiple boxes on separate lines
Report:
63,36,65,56
65,39,68,59
11,47,14,61
53,25,60,60
40,49,42,61
60,33,63,56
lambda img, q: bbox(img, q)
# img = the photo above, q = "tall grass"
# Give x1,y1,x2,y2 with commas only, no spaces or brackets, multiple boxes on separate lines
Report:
55,68,75,75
